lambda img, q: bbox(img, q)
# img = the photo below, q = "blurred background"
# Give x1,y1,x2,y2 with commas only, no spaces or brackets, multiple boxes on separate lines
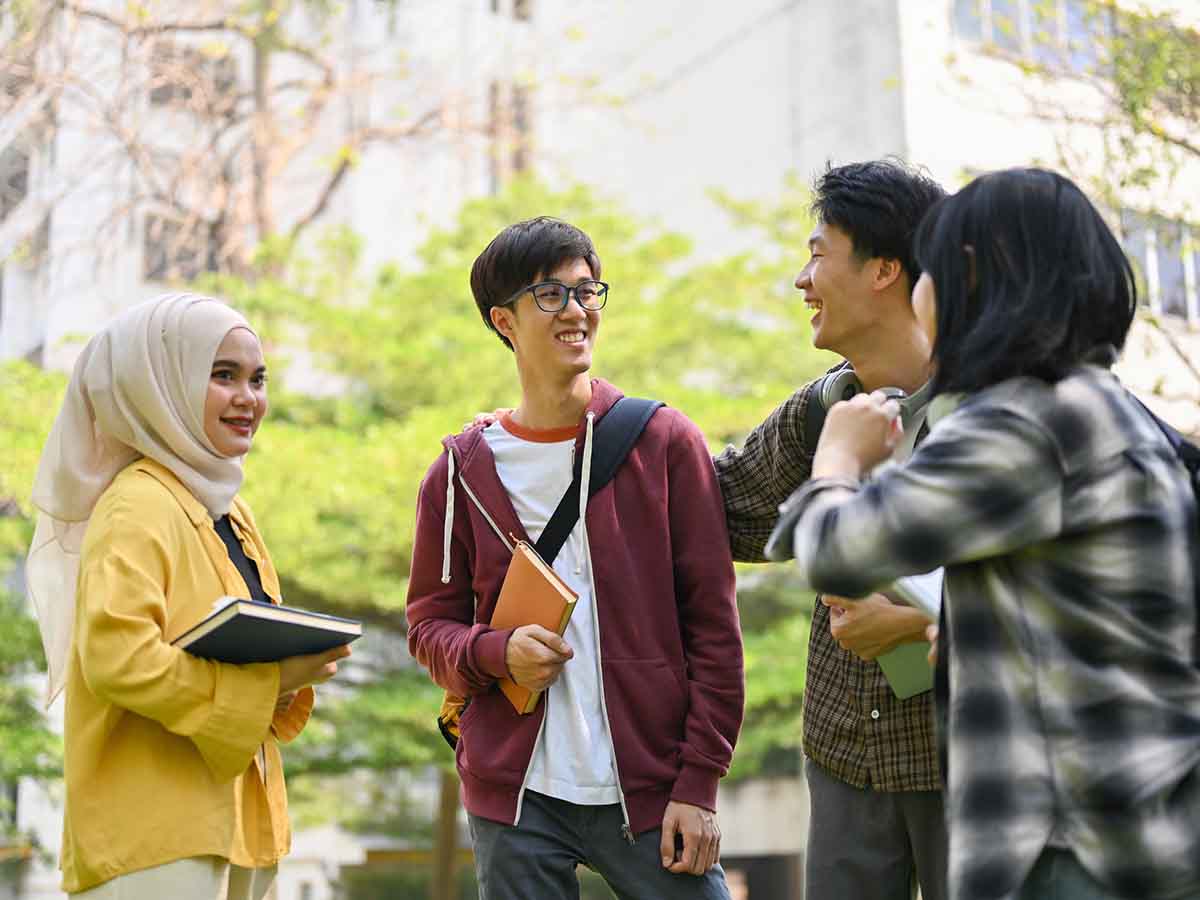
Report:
0,1,1197,897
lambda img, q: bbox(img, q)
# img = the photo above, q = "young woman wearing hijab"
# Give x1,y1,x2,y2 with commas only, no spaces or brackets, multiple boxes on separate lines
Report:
773,170,1200,900
25,293,351,899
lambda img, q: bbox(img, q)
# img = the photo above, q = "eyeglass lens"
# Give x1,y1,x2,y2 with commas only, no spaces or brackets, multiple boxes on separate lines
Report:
531,281,607,312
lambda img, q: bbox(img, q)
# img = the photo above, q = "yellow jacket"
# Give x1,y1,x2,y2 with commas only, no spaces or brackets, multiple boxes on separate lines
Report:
61,458,314,893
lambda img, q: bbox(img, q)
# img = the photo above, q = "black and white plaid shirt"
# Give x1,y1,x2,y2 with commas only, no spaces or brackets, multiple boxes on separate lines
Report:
787,365,1200,900
714,376,941,793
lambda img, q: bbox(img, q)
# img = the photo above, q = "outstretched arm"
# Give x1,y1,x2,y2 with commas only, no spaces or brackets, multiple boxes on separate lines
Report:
791,397,1064,597
713,384,817,562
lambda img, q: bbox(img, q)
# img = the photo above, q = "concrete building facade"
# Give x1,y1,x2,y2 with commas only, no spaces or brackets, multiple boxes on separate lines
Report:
2,1,1198,898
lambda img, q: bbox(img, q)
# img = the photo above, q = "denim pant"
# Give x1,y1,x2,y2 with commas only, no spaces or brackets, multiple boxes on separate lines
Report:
1016,848,1200,900
468,791,731,900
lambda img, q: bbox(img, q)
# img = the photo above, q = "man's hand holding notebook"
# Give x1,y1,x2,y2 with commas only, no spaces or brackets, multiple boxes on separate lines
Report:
490,540,579,713
506,625,573,692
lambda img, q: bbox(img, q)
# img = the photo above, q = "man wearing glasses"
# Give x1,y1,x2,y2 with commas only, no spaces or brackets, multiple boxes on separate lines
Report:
406,216,743,899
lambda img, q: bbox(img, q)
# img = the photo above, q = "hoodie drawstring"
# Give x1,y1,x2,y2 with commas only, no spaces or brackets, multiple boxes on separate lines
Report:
441,448,456,584
575,411,595,576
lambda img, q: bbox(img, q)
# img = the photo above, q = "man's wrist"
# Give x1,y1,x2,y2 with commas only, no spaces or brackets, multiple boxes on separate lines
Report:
888,604,936,644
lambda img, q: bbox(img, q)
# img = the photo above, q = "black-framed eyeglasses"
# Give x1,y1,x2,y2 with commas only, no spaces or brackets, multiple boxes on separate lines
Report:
499,279,609,313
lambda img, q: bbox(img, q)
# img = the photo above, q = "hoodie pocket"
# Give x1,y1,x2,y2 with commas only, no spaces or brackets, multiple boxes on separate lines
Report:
604,659,689,789
456,688,537,782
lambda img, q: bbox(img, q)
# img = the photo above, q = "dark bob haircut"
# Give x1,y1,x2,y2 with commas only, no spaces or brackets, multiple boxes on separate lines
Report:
812,159,947,289
915,168,1137,397
470,216,602,350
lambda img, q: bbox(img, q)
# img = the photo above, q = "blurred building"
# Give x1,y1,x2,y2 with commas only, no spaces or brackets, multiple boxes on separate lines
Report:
2,1,1198,899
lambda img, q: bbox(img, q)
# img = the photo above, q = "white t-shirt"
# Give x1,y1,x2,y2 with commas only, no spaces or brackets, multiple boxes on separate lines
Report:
482,419,621,806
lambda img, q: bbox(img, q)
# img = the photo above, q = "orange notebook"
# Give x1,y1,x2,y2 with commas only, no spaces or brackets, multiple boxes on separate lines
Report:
489,540,579,714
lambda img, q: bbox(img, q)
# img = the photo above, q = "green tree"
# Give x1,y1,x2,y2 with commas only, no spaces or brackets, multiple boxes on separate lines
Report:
959,1,1200,200
0,362,66,847
0,177,830,876
198,176,829,779
0,0,444,277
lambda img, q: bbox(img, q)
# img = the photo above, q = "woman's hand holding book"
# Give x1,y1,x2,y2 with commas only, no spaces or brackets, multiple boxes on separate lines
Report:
278,644,352,695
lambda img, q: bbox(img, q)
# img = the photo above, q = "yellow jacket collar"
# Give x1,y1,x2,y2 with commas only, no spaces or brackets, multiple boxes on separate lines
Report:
129,458,223,527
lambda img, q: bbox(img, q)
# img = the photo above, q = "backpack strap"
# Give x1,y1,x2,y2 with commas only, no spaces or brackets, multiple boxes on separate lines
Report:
1130,394,1200,474
534,397,664,565
1129,393,1200,666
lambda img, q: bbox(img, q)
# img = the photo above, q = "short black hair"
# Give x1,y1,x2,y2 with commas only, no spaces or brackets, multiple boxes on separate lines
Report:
915,168,1137,396
470,216,602,350
812,159,947,289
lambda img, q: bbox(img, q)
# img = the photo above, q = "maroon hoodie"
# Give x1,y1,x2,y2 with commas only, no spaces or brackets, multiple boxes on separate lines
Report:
406,379,744,836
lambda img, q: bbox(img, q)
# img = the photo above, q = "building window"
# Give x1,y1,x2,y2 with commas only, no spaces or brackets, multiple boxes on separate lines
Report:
954,0,985,42
1064,0,1100,72
989,0,1023,55
1121,210,1198,323
149,41,237,110
953,0,1110,73
511,82,531,173
487,79,502,195
144,214,219,282
1155,218,1188,319
24,214,49,271
487,80,534,194
490,0,532,21
298,883,314,900
0,144,30,223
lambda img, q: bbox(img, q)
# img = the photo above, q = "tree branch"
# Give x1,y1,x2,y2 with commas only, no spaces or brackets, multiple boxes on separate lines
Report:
285,155,352,242
1141,312,1200,390
55,2,249,37
285,108,445,242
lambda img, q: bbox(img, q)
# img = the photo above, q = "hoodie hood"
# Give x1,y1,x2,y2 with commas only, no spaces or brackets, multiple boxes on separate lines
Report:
440,378,624,461
436,378,625,584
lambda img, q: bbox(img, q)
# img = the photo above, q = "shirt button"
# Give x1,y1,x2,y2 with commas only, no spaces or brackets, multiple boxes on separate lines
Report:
870,709,880,720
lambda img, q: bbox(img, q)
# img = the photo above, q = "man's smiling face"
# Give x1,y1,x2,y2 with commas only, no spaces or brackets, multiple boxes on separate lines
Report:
795,222,885,356
495,257,601,380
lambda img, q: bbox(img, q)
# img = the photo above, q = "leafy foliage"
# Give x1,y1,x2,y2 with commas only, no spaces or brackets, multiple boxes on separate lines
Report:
1013,2,1200,196
1,177,831,814
0,363,65,785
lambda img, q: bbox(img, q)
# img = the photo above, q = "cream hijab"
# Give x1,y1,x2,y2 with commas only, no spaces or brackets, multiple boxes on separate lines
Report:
27,293,257,705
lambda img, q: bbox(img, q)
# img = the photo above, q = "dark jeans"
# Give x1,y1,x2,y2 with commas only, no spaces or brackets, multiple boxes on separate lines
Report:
805,758,948,900
1016,848,1200,900
468,791,731,900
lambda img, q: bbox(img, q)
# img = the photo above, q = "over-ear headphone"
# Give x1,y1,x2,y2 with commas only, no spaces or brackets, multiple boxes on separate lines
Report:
816,366,864,410
805,365,908,449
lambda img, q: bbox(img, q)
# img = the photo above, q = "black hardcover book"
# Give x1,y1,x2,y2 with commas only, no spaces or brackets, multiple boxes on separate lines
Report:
172,598,362,664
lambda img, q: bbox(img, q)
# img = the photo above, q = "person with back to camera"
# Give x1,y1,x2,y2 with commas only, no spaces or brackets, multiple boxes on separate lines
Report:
25,293,351,899
775,168,1200,900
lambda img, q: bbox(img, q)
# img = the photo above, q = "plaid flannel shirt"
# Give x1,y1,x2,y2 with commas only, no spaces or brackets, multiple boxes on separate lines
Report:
787,366,1200,900
714,376,941,793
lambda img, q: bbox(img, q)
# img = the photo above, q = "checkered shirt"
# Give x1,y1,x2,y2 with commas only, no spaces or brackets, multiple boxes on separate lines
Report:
787,366,1200,900
714,378,942,793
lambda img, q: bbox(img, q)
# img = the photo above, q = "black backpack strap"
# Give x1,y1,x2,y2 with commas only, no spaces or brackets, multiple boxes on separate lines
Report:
1130,393,1200,474
534,397,664,565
